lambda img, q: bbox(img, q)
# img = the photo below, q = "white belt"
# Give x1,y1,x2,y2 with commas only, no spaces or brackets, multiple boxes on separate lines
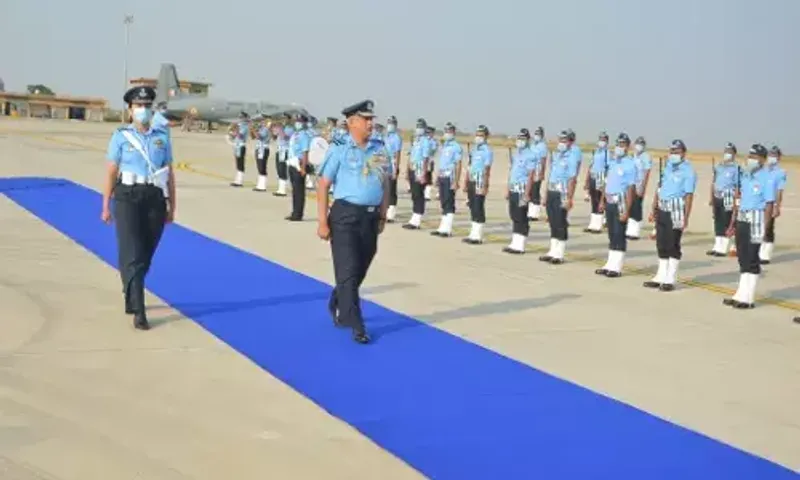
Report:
287,156,300,168
119,171,152,186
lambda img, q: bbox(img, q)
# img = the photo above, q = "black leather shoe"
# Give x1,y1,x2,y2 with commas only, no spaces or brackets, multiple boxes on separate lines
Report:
595,268,608,275
723,298,736,306
285,215,302,221
793,317,800,324
352,329,370,344
403,224,420,230
503,247,523,254
538,255,552,262
272,191,287,197
230,182,243,187
659,283,675,292
430,231,442,237
733,301,755,309
550,258,564,265
605,271,621,278
133,314,150,330
642,281,660,289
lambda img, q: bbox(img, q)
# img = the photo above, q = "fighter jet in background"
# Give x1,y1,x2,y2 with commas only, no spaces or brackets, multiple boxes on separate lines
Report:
153,63,313,126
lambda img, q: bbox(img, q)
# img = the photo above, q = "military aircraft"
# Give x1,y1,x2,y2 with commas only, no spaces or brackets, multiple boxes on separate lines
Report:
153,63,313,126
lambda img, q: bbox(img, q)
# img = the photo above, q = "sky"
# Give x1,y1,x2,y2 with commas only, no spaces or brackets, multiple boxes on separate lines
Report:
1,0,798,152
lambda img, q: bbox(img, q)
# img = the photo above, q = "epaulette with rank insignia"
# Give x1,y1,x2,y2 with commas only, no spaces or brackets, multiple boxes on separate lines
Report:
332,137,343,146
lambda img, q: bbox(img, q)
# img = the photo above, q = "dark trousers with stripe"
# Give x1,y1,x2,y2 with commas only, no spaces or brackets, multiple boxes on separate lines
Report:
735,221,761,274
113,184,167,315
235,147,246,172
437,177,456,214
546,191,568,240
388,176,398,206
530,180,542,205
467,181,486,223
589,178,602,214
288,166,306,218
255,148,270,176
328,200,380,331
409,171,425,215
712,197,734,236
605,203,627,251
765,217,776,243
275,151,288,180
656,209,683,259
509,192,529,236
630,195,644,222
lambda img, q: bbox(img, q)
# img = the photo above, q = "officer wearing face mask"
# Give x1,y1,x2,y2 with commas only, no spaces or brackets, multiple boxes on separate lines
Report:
462,125,493,244
539,129,581,264
403,118,434,229
584,131,610,233
707,142,740,257
229,112,250,187
643,139,697,292
503,128,537,254
286,113,312,221
595,133,636,277
384,115,403,222
425,125,438,201
151,102,171,132
625,136,652,240
759,145,787,264
102,86,175,331
273,114,293,196
527,126,548,221
251,116,271,192
431,122,463,237
723,144,776,309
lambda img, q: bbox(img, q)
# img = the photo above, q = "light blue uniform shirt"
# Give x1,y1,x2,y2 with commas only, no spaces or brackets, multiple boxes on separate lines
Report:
233,121,248,147
255,126,270,155
410,135,434,174
151,111,170,131
437,139,463,181
633,151,653,193
278,125,294,154
291,129,311,160
548,144,582,188
658,158,697,199
429,136,439,156
508,145,537,188
604,155,637,196
739,167,776,211
106,125,173,177
765,164,787,192
713,162,740,193
385,131,403,171
320,134,390,206
591,148,609,176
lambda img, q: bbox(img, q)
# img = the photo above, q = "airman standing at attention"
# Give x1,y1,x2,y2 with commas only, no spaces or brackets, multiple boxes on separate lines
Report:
584,131,609,234
539,129,581,264
759,145,787,264
595,133,636,277
384,115,403,223
642,140,697,292
723,144,776,309
317,100,390,344
503,128,537,254
527,126,548,221
229,112,250,187
462,125,493,245
403,118,433,230
273,114,293,196
625,136,652,240
431,122,463,237
424,125,438,201
286,113,312,221
706,142,740,256
252,116,271,192
102,86,175,331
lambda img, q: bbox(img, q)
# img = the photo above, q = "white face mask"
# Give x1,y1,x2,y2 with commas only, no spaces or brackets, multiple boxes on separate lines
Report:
614,146,625,157
516,139,526,149
634,144,644,153
723,153,733,161
474,136,485,144
668,154,682,163
533,134,542,142
746,157,760,170
337,128,347,136
597,140,607,148
767,155,778,165
415,128,424,136
557,142,567,152
387,124,396,133
132,106,152,124
443,132,454,141
294,122,304,130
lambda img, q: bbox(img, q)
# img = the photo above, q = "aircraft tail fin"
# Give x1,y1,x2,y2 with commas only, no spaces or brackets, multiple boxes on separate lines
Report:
156,63,181,103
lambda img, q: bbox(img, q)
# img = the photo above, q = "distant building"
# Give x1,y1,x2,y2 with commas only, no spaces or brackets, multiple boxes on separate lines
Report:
0,91,107,120
129,78,212,97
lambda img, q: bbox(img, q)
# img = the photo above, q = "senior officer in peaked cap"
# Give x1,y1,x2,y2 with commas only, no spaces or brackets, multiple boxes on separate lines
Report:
316,100,391,344
102,86,175,330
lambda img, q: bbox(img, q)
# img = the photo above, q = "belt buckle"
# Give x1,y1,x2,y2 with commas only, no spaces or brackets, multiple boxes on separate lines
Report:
367,206,375,213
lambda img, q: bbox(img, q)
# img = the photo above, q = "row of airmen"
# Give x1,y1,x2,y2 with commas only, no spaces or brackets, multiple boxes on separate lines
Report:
222,111,790,313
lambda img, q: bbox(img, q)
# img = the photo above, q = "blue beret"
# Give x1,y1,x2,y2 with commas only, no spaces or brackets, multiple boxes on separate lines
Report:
670,139,687,150
341,100,375,119
123,86,156,105
724,142,737,153
617,132,630,143
518,128,530,138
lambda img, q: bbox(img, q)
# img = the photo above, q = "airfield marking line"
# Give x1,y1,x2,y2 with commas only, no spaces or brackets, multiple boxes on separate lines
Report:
11,132,800,313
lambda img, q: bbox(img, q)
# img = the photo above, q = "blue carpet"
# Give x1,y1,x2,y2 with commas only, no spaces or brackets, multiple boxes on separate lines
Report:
2,176,796,479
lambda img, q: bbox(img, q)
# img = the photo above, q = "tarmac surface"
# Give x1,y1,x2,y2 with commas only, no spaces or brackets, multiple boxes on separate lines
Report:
0,118,798,479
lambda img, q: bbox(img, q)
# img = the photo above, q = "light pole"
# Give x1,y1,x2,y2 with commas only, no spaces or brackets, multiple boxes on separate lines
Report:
122,14,134,122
